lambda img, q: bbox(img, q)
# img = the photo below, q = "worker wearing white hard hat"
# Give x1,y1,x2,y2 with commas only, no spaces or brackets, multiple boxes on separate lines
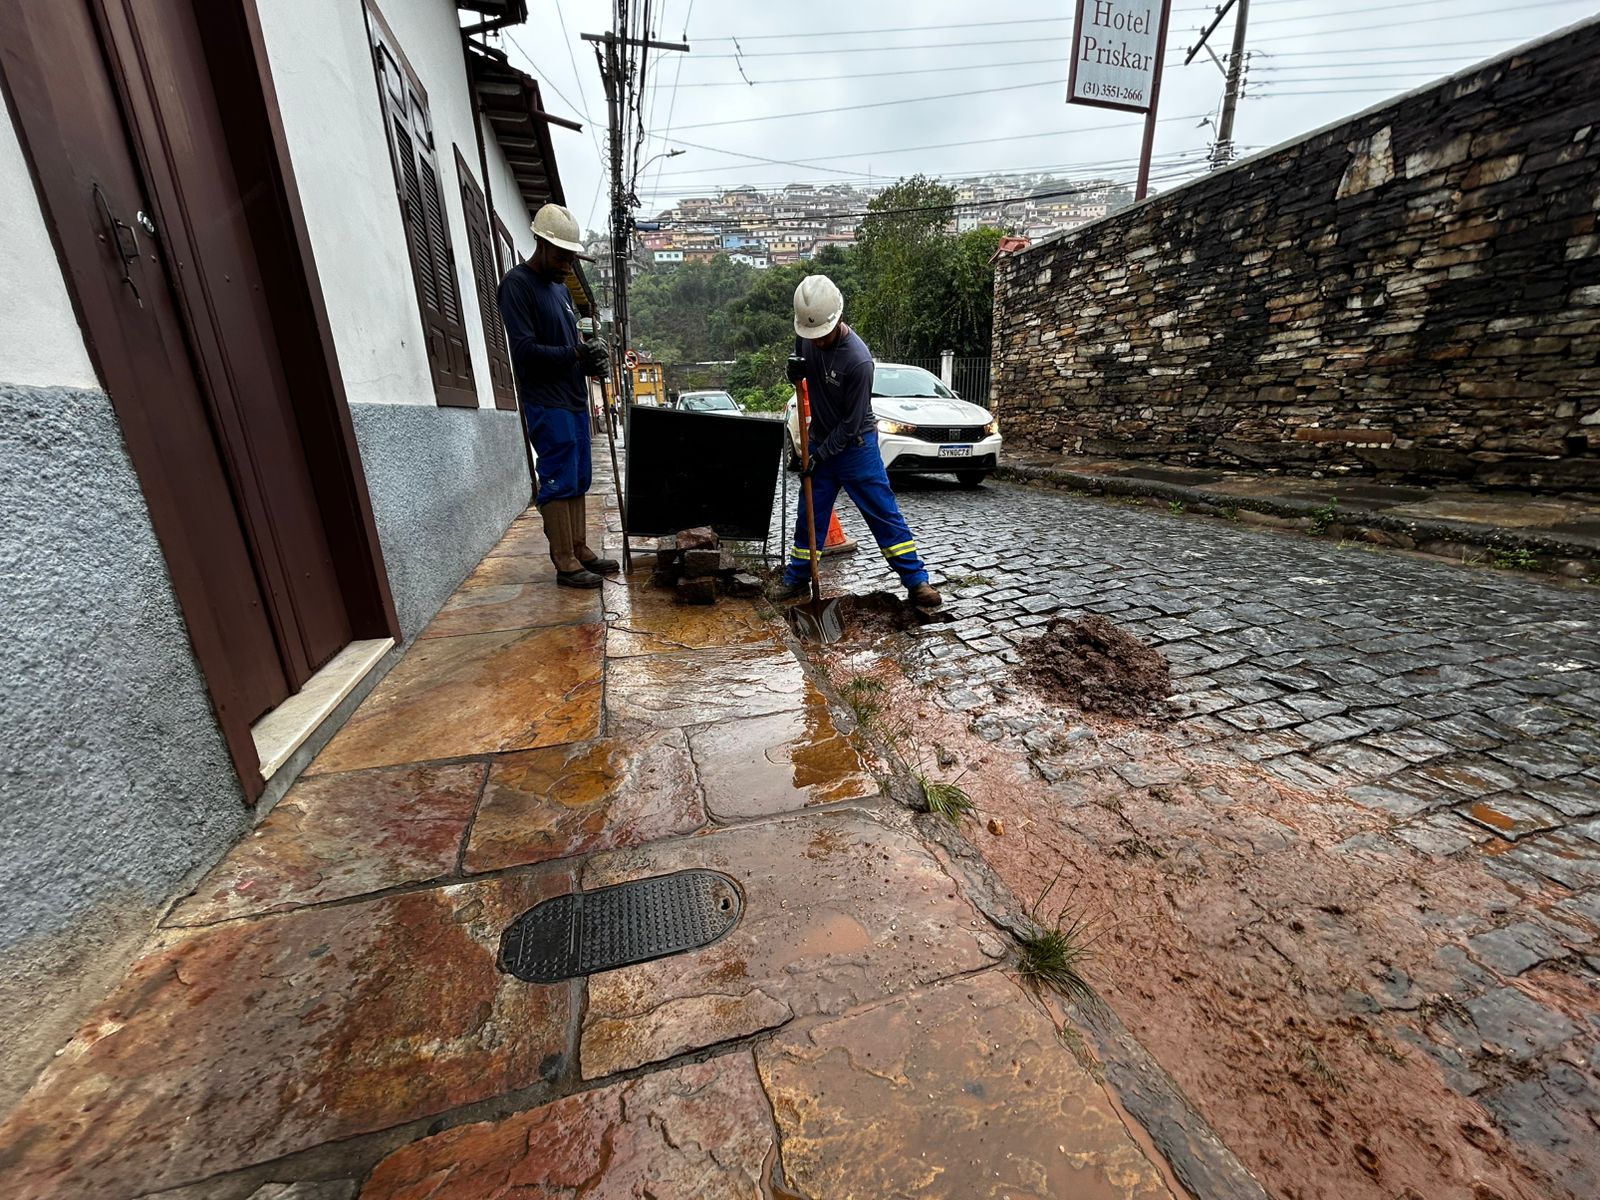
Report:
776,275,941,609
497,203,615,588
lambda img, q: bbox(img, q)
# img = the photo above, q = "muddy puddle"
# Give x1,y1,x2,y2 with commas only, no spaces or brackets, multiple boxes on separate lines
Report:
811,640,1577,1200
1018,613,1174,719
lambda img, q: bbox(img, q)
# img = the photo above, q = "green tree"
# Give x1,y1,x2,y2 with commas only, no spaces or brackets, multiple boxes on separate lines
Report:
851,175,956,360
628,256,756,362
936,227,1005,357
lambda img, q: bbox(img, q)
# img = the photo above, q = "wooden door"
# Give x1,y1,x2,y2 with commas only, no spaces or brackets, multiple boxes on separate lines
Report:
1,0,291,733
2,0,393,791
102,0,354,684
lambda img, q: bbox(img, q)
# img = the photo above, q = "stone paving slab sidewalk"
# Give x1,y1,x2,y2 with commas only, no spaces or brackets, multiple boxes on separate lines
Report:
0,447,1221,1200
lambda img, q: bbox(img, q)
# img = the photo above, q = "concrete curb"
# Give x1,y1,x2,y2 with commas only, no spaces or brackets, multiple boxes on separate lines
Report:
999,463,1599,577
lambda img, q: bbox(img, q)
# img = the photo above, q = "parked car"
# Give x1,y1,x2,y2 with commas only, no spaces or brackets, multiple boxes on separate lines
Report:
673,389,744,415
784,363,1000,488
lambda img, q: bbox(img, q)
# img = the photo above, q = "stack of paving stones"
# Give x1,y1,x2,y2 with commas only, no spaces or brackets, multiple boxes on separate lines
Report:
992,18,1600,490
649,526,763,605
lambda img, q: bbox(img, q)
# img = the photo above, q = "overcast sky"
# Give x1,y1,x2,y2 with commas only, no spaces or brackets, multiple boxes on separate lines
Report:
498,0,1600,231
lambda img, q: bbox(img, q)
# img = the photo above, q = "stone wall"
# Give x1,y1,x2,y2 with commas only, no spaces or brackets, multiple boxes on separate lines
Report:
992,19,1600,489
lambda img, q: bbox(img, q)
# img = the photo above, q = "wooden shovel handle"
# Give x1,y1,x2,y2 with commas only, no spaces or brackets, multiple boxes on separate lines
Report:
797,380,823,606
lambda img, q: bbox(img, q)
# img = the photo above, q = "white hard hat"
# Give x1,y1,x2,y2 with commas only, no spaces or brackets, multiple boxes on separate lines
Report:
531,203,586,254
793,274,844,339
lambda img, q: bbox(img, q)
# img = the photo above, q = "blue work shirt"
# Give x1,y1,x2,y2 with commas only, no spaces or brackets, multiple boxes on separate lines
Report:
795,326,876,462
498,263,585,411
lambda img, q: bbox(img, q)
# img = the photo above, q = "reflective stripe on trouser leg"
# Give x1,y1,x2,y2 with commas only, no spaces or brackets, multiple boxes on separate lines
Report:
785,463,842,585
833,441,929,588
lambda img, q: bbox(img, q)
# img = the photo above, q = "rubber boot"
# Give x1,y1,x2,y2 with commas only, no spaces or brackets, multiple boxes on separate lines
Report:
542,500,602,589
570,494,619,574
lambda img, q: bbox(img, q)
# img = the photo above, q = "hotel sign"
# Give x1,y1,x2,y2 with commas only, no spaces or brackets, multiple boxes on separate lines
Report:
1067,0,1172,114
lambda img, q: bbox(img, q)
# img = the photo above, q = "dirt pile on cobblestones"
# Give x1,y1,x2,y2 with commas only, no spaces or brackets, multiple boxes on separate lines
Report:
1019,614,1173,717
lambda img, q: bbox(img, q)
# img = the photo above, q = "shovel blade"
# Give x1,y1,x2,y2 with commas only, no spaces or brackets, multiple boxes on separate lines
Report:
787,597,845,644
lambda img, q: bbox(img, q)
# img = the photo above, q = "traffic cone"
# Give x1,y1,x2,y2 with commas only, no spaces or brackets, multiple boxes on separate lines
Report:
820,509,858,556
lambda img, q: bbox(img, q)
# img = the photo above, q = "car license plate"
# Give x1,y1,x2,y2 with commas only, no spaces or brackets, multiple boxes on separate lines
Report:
938,445,973,458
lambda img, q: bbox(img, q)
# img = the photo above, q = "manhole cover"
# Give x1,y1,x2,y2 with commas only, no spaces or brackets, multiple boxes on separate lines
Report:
499,869,743,983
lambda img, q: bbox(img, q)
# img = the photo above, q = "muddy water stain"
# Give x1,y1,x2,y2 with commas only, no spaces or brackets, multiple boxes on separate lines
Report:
0,873,573,1200
756,970,1173,1199
359,1054,777,1199
465,731,704,872
577,811,1000,1078
689,699,878,821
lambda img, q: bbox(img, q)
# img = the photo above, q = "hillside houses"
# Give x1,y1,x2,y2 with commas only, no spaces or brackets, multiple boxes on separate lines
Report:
626,174,1134,274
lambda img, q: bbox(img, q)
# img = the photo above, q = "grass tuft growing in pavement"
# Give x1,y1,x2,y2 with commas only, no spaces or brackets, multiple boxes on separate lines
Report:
1018,866,1096,1005
1018,922,1095,1004
1487,546,1540,571
917,773,975,824
839,674,887,729
1309,498,1339,535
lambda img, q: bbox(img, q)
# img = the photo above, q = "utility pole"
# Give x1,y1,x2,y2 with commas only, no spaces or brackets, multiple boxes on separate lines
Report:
582,24,688,405
1185,0,1251,169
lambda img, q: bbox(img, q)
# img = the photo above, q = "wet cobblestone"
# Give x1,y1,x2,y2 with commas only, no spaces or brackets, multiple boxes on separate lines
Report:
789,475,1600,1197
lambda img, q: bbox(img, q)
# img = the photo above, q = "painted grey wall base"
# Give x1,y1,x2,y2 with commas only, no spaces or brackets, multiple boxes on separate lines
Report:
349,403,531,640
0,383,250,1108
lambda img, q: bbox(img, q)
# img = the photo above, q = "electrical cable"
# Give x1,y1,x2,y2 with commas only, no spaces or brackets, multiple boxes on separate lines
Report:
670,57,1067,87
550,2,605,170
647,0,695,204
670,77,1080,132
634,148,1216,204
659,173,1200,228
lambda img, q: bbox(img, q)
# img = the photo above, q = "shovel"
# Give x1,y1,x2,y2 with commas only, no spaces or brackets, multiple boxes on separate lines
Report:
786,379,845,644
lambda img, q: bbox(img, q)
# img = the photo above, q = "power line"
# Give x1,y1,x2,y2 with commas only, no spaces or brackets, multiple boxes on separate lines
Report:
1238,0,1588,25
698,16,1074,41
692,5,1586,59
1253,55,1521,68
671,57,1067,87
1251,40,1521,56
695,36,1062,58
657,175,1191,228
648,0,695,203
503,38,592,129
636,148,1217,201
1250,3,1589,42
670,77,1078,132
549,3,604,170
647,113,1213,174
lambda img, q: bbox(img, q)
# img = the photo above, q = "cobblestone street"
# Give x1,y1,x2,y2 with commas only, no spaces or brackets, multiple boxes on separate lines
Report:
806,473,1600,1200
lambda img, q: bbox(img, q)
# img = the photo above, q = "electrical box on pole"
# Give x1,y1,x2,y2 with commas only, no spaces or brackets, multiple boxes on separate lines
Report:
1065,0,1175,200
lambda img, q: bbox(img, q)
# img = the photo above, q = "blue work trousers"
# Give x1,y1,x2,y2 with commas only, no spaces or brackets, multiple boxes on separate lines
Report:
786,438,929,589
523,403,592,507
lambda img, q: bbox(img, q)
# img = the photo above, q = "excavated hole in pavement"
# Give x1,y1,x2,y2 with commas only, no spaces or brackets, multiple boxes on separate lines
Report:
833,590,953,642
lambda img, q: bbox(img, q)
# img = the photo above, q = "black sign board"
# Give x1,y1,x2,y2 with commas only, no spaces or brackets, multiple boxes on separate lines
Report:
624,406,784,540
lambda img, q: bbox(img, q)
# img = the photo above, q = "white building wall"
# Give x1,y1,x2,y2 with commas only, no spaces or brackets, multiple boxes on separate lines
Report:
0,89,99,390
258,0,502,409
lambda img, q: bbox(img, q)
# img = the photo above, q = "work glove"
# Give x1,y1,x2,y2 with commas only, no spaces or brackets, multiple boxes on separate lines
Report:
786,353,806,384
578,338,610,378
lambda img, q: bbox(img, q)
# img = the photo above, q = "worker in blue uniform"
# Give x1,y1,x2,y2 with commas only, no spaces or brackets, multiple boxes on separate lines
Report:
498,203,617,588
776,275,942,608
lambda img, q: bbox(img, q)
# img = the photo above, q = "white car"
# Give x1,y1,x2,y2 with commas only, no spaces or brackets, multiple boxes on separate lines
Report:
784,362,1000,488
673,389,744,415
